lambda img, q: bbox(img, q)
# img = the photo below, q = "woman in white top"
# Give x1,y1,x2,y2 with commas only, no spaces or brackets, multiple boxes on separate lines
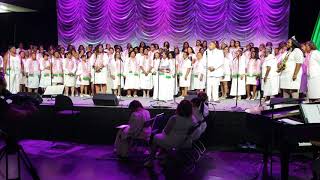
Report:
156,52,174,101
39,53,52,90
4,46,21,94
76,55,91,96
19,51,27,92
52,51,64,85
262,48,279,101
179,52,192,97
139,49,153,98
124,51,140,97
230,49,246,98
193,40,202,54
306,41,320,101
90,44,109,94
192,52,205,91
109,52,124,97
63,52,77,96
245,50,261,100
152,52,161,100
25,51,40,93
278,38,304,99
221,47,232,98
169,51,179,96
187,47,196,90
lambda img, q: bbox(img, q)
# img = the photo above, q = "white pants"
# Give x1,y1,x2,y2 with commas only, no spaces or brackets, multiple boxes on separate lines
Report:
206,77,220,101
5,73,20,94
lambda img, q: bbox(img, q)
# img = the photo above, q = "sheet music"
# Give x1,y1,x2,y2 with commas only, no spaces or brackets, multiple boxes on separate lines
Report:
43,85,65,96
301,104,320,123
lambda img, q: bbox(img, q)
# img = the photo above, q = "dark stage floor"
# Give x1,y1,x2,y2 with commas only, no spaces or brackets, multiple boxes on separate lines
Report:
0,140,313,180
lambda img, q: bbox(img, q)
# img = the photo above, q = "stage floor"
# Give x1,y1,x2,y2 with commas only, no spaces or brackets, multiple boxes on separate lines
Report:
41,96,261,112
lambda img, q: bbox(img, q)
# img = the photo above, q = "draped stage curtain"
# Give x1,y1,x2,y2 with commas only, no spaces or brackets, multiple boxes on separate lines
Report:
57,0,290,48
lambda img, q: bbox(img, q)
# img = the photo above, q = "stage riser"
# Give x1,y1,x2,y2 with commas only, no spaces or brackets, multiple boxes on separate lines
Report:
10,105,250,147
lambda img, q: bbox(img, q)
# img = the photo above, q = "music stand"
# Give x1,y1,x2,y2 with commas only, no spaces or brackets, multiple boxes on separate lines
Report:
43,85,64,101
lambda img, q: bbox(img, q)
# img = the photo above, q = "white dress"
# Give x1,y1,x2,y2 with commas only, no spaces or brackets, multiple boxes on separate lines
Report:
139,55,153,90
179,58,192,87
109,58,124,89
230,56,246,96
221,54,232,82
192,59,205,90
52,58,64,84
76,61,91,86
63,58,77,87
90,53,109,85
19,58,27,85
262,54,279,96
246,58,261,85
124,58,140,90
39,59,52,88
5,54,21,93
25,59,40,89
279,48,304,90
307,50,320,99
153,58,174,101
189,54,197,90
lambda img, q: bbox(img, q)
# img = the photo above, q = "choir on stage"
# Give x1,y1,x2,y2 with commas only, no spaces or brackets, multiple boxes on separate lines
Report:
1,37,320,103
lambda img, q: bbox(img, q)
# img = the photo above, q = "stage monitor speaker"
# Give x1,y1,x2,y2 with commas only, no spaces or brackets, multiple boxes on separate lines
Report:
93,94,119,106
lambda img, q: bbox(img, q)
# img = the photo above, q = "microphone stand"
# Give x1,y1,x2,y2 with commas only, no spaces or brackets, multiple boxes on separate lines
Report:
205,51,208,93
231,55,243,111
118,58,123,101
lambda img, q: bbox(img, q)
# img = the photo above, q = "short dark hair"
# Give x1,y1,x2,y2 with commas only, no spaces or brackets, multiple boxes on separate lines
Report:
128,100,143,112
176,100,193,117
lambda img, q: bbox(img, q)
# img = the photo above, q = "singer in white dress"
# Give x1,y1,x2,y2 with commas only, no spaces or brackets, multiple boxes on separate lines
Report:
39,53,52,89
76,55,91,96
52,52,64,85
230,50,246,98
262,49,279,98
245,51,261,99
19,51,27,92
25,52,40,92
63,52,77,96
90,44,109,94
179,52,192,97
306,42,320,100
109,52,124,97
124,51,140,97
221,47,232,98
192,52,205,91
152,52,161,100
279,38,303,99
206,42,224,102
4,46,21,94
155,52,174,101
139,49,153,98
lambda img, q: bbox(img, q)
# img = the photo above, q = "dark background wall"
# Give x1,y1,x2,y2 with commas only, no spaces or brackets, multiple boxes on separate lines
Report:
0,0,318,53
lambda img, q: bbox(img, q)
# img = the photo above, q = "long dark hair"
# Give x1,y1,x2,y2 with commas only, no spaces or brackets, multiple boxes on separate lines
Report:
176,100,193,118
129,100,143,113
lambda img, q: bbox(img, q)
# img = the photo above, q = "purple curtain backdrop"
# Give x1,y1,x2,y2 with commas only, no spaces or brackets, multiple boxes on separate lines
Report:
57,0,290,47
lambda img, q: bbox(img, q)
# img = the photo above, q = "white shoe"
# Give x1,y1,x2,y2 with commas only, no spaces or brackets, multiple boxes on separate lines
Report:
133,95,138,98
127,95,132,98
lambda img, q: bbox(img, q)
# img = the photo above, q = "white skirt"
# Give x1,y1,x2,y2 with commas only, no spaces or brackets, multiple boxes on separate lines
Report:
192,74,205,90
153,73,173,101
20,74,27,85
140,73,153,90
27,74,40,89
52,73,64,84
124,73,140,90
39,73,52,88
76,75,90,86
64,74,76,87
263,76,279,96
308,76,320,99
91,67,107,85
179,73,191,87
230,77,246,96
279,72,302,90
246,76,258,85
111,74,124,89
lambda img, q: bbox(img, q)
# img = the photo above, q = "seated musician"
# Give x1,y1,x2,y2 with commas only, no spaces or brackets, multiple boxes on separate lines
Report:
144,100,197,167
114,100,151,158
